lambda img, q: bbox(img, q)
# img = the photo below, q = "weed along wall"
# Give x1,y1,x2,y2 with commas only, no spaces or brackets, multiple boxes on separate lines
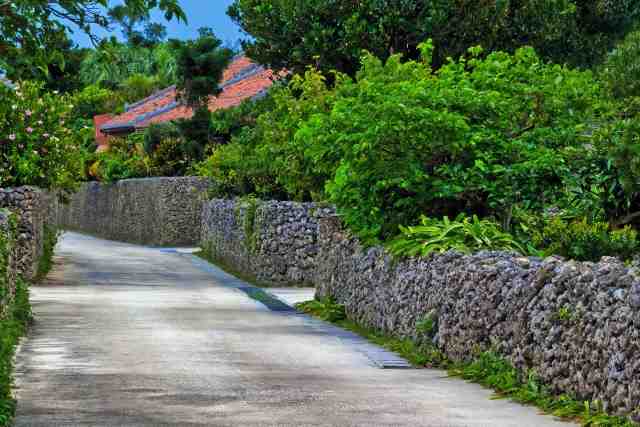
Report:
200,198,335,286
200,198,640,420
55,177,212,246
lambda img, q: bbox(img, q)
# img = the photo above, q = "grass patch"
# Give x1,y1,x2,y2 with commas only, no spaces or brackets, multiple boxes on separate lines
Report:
297,298,638,427
0,278,32,426
35,225,59,282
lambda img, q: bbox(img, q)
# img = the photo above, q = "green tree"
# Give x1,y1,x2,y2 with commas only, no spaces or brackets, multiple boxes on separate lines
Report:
228,0,640,76
0,0,186,73
170,28,234,161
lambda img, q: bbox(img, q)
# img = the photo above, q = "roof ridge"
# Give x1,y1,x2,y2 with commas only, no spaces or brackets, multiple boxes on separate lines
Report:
220,64,265,90
125,85,176,112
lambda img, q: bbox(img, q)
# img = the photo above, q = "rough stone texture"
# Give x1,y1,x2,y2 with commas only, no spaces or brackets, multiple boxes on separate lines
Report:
55,177,212,246
315,215,640,421
0,210,18,318
0,187,53,280
201,199,334,286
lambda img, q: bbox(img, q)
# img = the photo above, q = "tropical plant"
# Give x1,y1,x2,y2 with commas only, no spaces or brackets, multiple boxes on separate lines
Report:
388,215,526,257
0,81,86,192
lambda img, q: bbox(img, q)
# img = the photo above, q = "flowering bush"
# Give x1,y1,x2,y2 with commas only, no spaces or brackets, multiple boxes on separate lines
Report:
0,82,85,191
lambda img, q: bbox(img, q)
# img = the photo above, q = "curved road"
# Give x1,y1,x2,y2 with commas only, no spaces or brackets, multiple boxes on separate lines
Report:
14,233,574,426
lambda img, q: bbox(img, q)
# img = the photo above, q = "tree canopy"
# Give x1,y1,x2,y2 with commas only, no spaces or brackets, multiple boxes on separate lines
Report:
229,0,640,76
0,0,186,78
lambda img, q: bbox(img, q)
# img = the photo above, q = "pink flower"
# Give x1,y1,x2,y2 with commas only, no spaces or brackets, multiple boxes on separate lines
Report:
43,133,50,138
26,127,33,133
8,134,15,141
25,110,32,117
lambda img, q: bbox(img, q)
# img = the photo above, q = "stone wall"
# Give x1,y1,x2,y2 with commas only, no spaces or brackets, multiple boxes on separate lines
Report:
315,215,640,421
0,187,53,280
201,199,334,286
0,210,18,318
56,177,212,246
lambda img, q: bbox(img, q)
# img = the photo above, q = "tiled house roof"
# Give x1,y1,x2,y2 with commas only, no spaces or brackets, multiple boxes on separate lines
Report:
100,56,277,135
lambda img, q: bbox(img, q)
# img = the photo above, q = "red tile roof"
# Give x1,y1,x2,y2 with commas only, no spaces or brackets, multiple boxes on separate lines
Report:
101,56,277,134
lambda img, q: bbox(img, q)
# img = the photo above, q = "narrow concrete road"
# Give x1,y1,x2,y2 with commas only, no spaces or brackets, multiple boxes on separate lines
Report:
14,233,574,427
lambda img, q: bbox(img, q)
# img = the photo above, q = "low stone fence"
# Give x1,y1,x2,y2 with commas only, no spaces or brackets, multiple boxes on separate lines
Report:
0,187,53,280
55,177,212,246
315,215,640,421
201,199,334,286
200,198,640,419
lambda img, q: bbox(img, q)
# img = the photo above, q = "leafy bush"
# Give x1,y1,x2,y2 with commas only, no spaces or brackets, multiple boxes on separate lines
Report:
531,217,638,262
202,43,619,247
89,135,149,183
0,81,85,192
202,70,335,200
143,122,182,154
303,45,605,242
388,215,526,257
600,30,640,101
71,85,124,120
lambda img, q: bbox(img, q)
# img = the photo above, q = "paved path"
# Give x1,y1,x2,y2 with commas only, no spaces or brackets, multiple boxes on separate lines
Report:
14,233,574,427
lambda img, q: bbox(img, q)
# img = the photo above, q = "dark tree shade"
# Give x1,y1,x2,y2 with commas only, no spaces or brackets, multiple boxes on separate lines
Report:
228,0,640,76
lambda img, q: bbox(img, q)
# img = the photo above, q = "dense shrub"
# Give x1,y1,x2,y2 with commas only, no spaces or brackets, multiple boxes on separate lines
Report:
202,70,335,199
321,46,609,241
531,217,638,262
0,82,86,192
600,30,640,101
89,135,149,183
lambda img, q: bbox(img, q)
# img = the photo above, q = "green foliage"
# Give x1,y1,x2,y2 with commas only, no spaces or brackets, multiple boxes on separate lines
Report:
119,74,162,104
600,31,640,101
530,216,638,262
389,215,526,257
450,352,635,427
296,298,346,323
202,70,335,200
89,135,150,183
79,40,178,98
416,313,437,338
0,1,185,79
202,44,630,253
36,226,59,282
0,278,32,427
171,28,234,108
229,0,640,77
236,196,261,253
0,81,86,192
313,47,604,242
556,305,577,323
143,122,182,155
71,85,123,120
